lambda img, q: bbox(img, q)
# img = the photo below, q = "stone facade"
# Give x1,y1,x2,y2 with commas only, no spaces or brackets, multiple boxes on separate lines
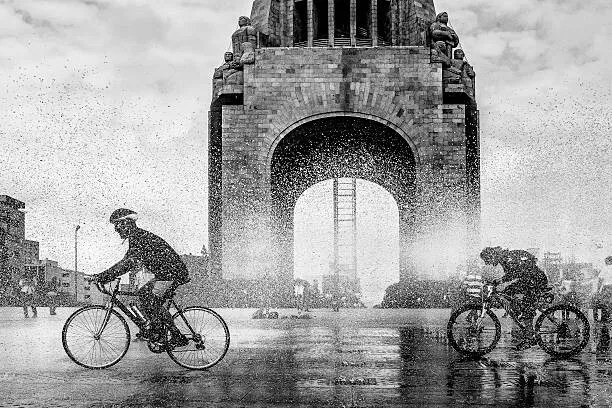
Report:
0,195,26,286
209,0,480,293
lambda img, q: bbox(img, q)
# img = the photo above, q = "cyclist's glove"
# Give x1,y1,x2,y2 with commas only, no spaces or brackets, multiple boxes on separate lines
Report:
90,274,105,284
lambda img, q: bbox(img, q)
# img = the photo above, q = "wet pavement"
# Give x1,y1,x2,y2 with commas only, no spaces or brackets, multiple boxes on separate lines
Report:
1,307,612,407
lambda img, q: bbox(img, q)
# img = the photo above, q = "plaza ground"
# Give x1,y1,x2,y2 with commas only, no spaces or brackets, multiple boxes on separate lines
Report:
1,307,611,407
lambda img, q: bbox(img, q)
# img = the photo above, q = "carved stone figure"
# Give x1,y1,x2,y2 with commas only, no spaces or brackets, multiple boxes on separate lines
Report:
231,16,258,61
213,51,244,95
239,42,255,66
430,12,459,67
446,49,475,98
214,52,237,80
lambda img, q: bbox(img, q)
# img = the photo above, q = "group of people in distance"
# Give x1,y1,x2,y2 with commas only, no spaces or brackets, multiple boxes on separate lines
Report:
14,272,58,318
462,246,612,350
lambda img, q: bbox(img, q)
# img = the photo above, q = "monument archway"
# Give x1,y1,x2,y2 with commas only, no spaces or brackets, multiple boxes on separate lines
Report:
208,0,481,303
270,115,417,287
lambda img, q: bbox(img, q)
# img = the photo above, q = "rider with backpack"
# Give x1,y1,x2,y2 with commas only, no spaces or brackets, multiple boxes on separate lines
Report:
480,246,549,350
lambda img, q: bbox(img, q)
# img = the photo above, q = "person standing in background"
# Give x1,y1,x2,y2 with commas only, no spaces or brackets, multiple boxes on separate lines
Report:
462,263,483,303
294,280,305,312
45,276,59,315
19,271,37,318
461,262,483,324
592,256,612,351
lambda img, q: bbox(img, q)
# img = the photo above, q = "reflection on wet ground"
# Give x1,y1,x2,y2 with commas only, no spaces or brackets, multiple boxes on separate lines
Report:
1,307,612,407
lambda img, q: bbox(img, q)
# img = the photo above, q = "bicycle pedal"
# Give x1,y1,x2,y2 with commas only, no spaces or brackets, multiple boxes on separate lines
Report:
147,341,167,354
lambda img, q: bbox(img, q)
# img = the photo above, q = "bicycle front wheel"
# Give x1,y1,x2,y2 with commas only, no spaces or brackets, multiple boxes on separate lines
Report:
535,304,590,357
167,306,230,370
447,304,501,357
62,305,130,369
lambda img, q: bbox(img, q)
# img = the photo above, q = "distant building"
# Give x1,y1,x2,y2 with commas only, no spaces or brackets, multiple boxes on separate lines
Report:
59,266,103,304
24,258,60,286
23,240,39,265
0,195,26,285
181,253,212,280
24,258,103,304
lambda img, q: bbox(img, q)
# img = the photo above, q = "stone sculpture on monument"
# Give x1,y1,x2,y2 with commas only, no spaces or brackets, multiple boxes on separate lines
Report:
442,49,476,99
429,11,459,67
213,16,258,94
231,16,258,62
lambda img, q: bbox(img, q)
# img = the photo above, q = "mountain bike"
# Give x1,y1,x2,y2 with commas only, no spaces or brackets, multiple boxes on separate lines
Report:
447,281,589,358
62,278,230,370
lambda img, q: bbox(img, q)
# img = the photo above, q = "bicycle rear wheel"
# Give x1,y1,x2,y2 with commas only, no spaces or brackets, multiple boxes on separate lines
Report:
167,306,230,370
535,304,590,357
447,304,501,358
62,305,130,369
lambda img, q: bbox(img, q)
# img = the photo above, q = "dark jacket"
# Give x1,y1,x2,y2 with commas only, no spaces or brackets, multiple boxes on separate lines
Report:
499,249,547,289
98,228,189,283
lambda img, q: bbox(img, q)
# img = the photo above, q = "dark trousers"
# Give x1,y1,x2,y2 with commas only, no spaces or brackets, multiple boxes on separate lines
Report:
504,283,541,319
48,293,57,315
136,280,178,336
21,293,37,317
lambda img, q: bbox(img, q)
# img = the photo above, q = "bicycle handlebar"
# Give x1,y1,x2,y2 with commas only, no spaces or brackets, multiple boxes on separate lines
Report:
85,277,118,296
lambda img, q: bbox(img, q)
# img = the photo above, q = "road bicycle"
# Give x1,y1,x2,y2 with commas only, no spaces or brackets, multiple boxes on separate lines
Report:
62,279,230,370
447,281,589,358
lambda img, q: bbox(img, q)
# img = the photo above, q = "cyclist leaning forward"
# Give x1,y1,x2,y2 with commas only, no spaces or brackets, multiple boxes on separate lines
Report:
480,246,549,350
92,208,190,347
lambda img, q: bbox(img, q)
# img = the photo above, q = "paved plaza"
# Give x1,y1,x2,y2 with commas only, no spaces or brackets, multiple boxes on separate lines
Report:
1,307,612,407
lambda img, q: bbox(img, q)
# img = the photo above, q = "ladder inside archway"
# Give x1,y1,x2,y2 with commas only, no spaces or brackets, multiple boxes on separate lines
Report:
333,178,359,296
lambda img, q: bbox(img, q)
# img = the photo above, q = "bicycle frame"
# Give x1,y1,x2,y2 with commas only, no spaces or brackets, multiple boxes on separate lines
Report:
475,284,553,330
91,280,199,342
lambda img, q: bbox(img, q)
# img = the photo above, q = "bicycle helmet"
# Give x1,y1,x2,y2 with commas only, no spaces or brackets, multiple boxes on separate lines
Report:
480,246,502,264
109,208,138,224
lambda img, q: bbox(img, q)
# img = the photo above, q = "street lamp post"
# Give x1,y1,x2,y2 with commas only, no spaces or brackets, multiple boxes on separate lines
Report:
74,225,80,304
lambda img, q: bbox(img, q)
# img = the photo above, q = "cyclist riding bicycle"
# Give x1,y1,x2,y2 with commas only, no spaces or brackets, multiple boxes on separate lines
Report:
91,208,189,347
480,246,549,350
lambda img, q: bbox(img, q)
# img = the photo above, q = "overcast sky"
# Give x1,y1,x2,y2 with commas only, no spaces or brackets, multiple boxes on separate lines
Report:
1,0,611,303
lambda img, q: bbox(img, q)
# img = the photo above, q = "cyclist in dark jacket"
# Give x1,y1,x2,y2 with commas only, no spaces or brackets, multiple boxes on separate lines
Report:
93,208,189,346
480,246,548,350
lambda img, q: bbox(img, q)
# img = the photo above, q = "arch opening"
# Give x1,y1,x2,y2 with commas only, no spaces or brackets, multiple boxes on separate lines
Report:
294,178,400,307
271,116,417,292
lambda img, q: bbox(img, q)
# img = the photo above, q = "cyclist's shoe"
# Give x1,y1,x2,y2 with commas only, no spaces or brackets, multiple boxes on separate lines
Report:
169,334,189,348
145,321,165,343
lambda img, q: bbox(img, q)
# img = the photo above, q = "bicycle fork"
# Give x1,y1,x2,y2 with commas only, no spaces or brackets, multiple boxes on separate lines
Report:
473,303,490,328
94,302,115,340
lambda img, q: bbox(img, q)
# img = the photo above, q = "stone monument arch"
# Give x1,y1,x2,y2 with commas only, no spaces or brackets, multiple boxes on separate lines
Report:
209,0,480,303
